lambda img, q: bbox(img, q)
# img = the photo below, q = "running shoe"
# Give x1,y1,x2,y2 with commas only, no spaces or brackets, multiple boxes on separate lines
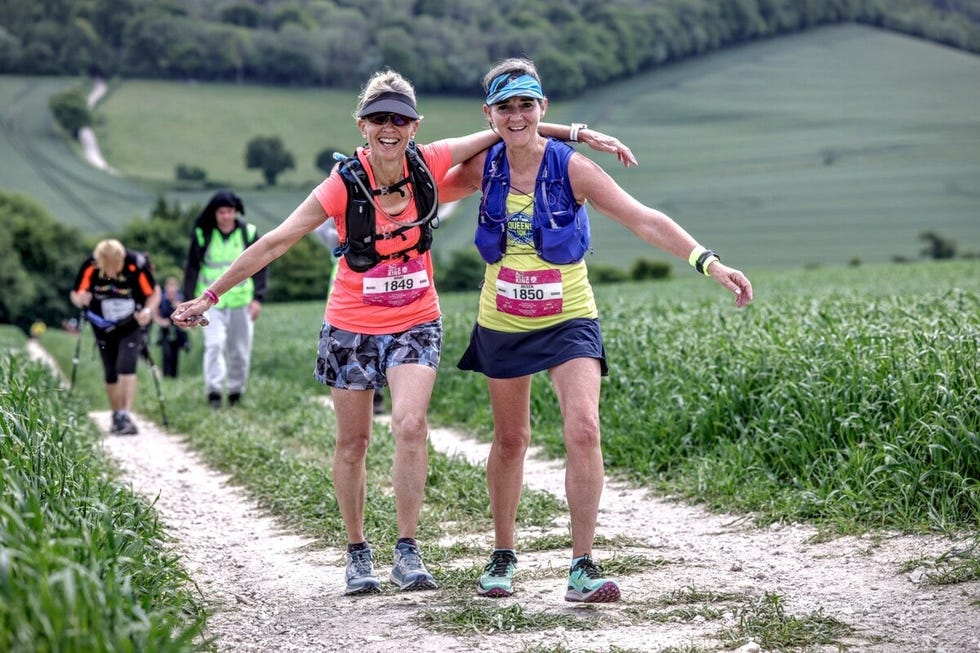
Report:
110,411,122,434
564,554,620,603
345,547,382,595
116,412,138,436
477,549,517,598
390,541,438,591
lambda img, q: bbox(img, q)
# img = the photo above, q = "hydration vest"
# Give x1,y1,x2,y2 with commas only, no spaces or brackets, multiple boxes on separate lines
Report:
333,143,439,273
475,138,591,265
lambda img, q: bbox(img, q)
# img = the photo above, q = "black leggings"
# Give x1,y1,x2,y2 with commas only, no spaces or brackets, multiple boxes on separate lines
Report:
95,327,144,384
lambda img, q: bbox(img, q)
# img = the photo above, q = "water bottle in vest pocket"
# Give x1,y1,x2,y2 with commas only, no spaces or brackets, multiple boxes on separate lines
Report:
533,204,591,264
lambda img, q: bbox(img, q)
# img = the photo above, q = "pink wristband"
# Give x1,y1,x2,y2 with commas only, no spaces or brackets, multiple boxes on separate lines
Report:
204,289,219,305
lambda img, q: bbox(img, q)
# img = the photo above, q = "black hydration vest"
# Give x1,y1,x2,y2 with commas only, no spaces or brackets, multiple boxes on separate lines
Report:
334,143,439,273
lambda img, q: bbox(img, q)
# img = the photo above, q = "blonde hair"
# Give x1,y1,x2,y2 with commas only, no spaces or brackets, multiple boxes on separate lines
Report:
355,70,420,119
93,239,125,270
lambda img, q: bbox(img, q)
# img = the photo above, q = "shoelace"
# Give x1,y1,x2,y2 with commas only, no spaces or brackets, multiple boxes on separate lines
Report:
572,556,603,579
349,550,373,574
485,551,516,576
397,546,423,568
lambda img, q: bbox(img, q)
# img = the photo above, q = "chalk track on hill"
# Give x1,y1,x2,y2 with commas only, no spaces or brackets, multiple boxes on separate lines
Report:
91,405,977,653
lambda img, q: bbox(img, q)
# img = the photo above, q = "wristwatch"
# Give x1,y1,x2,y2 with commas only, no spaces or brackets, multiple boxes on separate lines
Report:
569,123,588,143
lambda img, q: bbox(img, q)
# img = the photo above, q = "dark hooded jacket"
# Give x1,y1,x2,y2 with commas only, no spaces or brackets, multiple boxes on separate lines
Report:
182,190,268,303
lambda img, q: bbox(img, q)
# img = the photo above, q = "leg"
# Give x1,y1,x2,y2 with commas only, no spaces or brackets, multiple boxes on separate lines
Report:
549,357,619,603
104,381,125,412
385,364,437,539
485,375,533,550
202,308,229,397
548,357,603,557
225,306,254,396
331,387,376,543
162,340,178,377
331,387,375,544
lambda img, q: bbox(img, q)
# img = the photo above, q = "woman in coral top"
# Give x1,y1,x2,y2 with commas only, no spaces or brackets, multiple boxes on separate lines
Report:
173,68,634,597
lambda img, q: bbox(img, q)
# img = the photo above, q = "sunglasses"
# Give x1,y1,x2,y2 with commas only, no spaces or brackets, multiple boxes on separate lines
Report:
364,113,414,127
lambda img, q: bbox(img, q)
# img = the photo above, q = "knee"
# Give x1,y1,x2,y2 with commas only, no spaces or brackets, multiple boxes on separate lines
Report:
390,411,428,448
335,432,371,463
563,415,601,452
493,427,531,458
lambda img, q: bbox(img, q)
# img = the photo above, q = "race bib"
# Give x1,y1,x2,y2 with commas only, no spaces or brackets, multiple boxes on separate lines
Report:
100,298,136,322
495,267,563,317
362,257,430,307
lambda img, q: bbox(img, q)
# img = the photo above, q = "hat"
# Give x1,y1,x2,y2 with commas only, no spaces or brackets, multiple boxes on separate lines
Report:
485,73,545,105
357,91,420,119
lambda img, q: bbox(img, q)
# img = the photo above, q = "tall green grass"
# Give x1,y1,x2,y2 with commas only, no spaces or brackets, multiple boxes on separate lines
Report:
37,261,979,540
432,261,980,533
0,351,205,653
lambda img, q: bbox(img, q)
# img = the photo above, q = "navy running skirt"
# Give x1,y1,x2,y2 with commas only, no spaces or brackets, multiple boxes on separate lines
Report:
457,317,608,379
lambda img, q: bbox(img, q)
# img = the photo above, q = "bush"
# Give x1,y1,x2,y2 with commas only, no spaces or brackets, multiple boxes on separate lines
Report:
48,90,90,138
175,164,207,182
629,258,671,281
588,262,628,285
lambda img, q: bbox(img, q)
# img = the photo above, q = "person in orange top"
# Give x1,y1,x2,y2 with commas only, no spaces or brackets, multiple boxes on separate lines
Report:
172,69,634,596
70,238,160,435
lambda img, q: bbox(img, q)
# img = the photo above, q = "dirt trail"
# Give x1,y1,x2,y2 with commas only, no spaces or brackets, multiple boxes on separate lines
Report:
24,340,979,652
97,409,977,653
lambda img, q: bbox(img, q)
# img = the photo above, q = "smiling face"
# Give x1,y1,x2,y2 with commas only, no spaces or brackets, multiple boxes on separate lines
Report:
485,96,547,146
358,113,418,163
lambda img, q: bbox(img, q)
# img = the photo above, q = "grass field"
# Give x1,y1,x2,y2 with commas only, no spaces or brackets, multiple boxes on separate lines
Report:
1,24,978,273
38,260,980,536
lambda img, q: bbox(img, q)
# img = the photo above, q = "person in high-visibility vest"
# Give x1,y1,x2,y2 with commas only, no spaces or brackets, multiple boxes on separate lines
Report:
182,190,268,409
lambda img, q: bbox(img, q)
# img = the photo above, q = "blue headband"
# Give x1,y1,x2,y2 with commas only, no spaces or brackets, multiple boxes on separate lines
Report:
485,73,545,105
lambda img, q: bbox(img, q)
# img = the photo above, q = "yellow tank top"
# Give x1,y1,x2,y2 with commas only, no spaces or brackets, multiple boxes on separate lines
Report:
477,192,597,332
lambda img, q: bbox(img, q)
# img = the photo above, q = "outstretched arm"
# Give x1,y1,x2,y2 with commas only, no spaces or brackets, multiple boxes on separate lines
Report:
172,194,328,326
573,155,753,308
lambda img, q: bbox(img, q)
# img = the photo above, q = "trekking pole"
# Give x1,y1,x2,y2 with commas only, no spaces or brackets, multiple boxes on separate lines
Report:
140,330,169,426
69,311,87,391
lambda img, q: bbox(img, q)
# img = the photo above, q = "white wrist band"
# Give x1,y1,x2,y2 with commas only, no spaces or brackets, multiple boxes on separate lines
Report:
569,123,588,143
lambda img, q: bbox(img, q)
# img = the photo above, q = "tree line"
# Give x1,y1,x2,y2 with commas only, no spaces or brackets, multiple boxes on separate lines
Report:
1,0,978,98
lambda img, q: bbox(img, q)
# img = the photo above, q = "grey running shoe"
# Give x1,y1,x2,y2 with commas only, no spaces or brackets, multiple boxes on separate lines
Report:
390,541,437,591
478,549,517,598
345,547,381,595
110,411,123,434
116,413,138,436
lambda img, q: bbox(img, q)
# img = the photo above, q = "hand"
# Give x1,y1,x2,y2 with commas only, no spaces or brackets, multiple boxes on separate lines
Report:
74,291,93,308
578,129,638,168
709,263,754,309
171,295,212,328
247,299,262,321
135,307,153,327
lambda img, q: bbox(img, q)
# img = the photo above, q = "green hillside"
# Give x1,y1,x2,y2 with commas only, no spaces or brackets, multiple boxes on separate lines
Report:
1,25,978,272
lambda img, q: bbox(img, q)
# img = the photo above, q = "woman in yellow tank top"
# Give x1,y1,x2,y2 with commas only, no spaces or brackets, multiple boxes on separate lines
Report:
442,57,754,604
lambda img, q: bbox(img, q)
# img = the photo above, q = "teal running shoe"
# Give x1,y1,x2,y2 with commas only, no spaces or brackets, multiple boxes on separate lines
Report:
390,541,438,591
344,546,381,595
477,549,517,598
564,554,621,603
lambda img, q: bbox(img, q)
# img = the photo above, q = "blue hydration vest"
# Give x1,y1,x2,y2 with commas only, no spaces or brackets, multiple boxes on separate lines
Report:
475,138,591,265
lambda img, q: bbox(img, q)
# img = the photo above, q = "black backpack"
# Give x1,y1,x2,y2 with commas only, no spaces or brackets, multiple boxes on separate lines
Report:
334,143,439,272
